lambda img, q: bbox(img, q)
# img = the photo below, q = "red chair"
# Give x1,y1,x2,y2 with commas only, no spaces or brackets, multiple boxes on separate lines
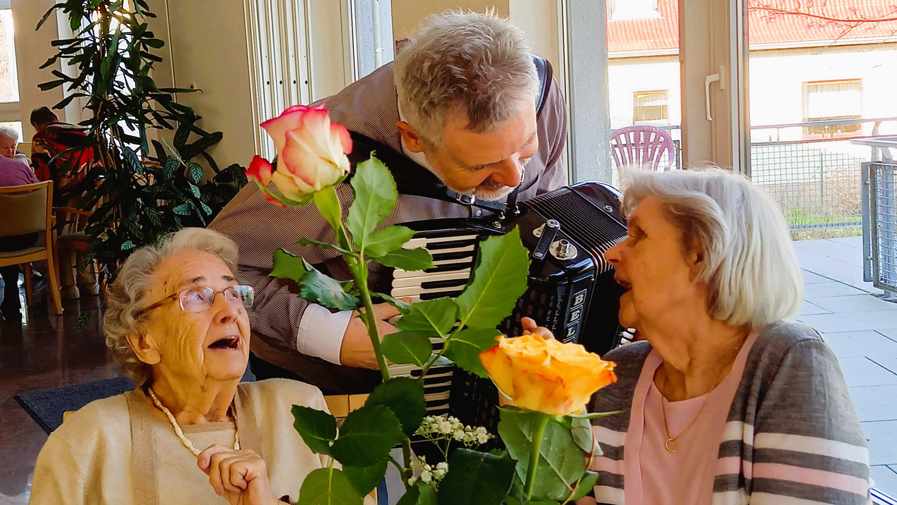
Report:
610,126,676,172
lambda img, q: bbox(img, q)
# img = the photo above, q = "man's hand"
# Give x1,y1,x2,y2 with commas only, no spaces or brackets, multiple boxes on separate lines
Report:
521,316,555,340
339,302,404,369
198,444,284,505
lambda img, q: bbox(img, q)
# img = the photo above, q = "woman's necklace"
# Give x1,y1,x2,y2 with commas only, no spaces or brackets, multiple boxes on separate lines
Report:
147,387,240,457
659,339,746,453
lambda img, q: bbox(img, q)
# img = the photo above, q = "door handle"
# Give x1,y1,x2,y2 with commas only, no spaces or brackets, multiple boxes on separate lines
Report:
705,73,720,121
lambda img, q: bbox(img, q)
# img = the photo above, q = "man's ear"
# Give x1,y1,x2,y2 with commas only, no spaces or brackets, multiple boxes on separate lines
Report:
127,332,161,366
396,121,425,153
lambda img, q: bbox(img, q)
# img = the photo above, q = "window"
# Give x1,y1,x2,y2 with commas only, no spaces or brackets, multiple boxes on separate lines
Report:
802,79,862,137
0,7,20,141
633,90,669,125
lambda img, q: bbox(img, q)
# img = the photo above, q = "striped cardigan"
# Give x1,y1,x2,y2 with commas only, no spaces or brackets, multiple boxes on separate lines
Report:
589,321,872,505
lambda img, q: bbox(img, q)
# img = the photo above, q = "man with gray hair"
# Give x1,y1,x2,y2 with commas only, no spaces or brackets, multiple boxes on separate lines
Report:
211,10,568,394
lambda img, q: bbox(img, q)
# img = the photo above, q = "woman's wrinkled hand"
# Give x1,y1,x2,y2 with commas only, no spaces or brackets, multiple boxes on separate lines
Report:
521,317,555,340
198,444,283,505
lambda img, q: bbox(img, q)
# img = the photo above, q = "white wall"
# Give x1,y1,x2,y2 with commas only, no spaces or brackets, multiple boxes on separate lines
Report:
11,0,65,139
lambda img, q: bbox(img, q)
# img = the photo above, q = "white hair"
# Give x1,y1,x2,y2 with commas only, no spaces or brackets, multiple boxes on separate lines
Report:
0,126,19,141
393,10,539,147
621,167,803,328
103,228,239,386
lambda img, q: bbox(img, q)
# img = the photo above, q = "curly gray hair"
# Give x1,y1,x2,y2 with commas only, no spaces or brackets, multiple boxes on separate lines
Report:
620,167,803,328
393,10,539,148
103,228,239,387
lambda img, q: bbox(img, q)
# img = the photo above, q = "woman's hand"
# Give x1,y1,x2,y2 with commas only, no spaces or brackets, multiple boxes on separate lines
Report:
198,444,284,505
521,317,555,340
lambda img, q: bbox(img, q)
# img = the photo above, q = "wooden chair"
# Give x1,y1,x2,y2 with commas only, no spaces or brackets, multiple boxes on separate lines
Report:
53,206,100,298
0,181,63,314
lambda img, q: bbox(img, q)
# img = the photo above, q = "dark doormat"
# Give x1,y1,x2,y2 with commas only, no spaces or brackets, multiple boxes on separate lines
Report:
14,376,135,434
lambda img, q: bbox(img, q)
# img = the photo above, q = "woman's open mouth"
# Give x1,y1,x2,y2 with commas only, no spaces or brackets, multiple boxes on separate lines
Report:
208,336,241,350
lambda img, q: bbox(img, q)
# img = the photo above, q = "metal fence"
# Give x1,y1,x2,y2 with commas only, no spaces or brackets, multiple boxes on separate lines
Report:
861,158,897,299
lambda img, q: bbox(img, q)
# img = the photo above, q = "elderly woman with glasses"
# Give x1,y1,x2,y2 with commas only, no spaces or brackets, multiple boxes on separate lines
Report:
574,168,870,505
30,228,334,505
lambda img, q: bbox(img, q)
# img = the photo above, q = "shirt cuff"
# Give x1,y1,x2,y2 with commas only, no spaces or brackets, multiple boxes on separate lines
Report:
296,305,352,365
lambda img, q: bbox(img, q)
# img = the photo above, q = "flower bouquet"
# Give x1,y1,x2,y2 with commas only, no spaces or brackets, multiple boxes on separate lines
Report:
246,104,617,505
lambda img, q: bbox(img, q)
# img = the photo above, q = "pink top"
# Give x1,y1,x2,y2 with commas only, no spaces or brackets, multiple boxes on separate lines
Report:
622,332,758,505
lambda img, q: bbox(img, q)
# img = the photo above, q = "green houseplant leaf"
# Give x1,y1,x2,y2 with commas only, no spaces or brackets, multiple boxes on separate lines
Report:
291,406,337,456
365,377,426,438
437,449,516,505
297,467,363,505
396,481,438,505
380,331,433,367
395,297,459,336
374,247,435,271
443,328,501,378
346,157,396,253
330,405,406,467
456,227,530,329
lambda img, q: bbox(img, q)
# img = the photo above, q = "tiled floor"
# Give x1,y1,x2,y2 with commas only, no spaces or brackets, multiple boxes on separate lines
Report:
794,236,897,494
1,236,896,503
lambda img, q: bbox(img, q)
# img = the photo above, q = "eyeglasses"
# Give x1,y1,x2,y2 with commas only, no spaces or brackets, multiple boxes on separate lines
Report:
137,285,255,317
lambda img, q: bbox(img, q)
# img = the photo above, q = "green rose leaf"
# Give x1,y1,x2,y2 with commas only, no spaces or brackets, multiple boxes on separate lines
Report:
297,258,359,311
395,297,459,336
270,248,310,284
456,227,530,329
346,157,397,253
364,225,415,258
366,377,426,438
297,237,352,255
372,292,411,313
291,405,337,456
374,247,435,271
314,185,343,233
497,409,587,501
443,328,501,378
342,460,388,497
381,331,433,367
297,467,363,505
569,415,600,456
397,481,439,505
569,471,599,501
437,448,516,505
330,405,406,467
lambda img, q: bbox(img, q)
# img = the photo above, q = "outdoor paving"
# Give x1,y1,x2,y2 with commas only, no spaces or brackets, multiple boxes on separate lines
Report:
794,236,897,495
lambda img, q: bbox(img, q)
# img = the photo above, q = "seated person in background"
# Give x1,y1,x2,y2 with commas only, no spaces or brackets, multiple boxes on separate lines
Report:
580,168,870,504
30,228,335,505
0,126,31,166
210,10,568,395
0,155,40,317
29,106,93,198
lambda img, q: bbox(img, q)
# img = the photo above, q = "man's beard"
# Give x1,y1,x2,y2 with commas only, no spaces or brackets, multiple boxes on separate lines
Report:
443,158,529,202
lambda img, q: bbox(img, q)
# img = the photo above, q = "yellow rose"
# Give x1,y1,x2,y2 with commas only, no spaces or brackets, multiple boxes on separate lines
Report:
479,333,617,416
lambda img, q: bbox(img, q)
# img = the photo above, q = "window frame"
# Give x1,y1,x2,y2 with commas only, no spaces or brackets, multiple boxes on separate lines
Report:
633,89,670,125
801,79,863,139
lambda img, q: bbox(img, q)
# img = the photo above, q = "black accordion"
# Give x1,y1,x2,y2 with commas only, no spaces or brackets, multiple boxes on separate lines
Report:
383,182,628,431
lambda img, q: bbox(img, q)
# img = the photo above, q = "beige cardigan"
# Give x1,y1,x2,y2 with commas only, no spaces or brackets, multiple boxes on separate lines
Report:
29,379,333,505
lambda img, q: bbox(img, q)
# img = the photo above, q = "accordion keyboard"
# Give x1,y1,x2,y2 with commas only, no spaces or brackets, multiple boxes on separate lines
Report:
390,233,480,302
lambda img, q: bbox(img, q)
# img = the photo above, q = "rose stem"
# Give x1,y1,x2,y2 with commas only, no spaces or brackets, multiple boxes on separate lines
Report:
524,413,551,501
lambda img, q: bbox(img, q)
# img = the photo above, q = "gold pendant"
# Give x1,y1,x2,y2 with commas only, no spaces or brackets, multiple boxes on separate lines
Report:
664,438,678,452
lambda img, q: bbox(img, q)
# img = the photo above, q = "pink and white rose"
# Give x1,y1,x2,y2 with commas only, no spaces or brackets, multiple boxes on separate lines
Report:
253,103,352,202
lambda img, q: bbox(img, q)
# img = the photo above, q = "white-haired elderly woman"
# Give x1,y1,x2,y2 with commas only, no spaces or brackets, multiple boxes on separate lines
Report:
581,168,870,505
0,126,30,165
30,228,333,505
